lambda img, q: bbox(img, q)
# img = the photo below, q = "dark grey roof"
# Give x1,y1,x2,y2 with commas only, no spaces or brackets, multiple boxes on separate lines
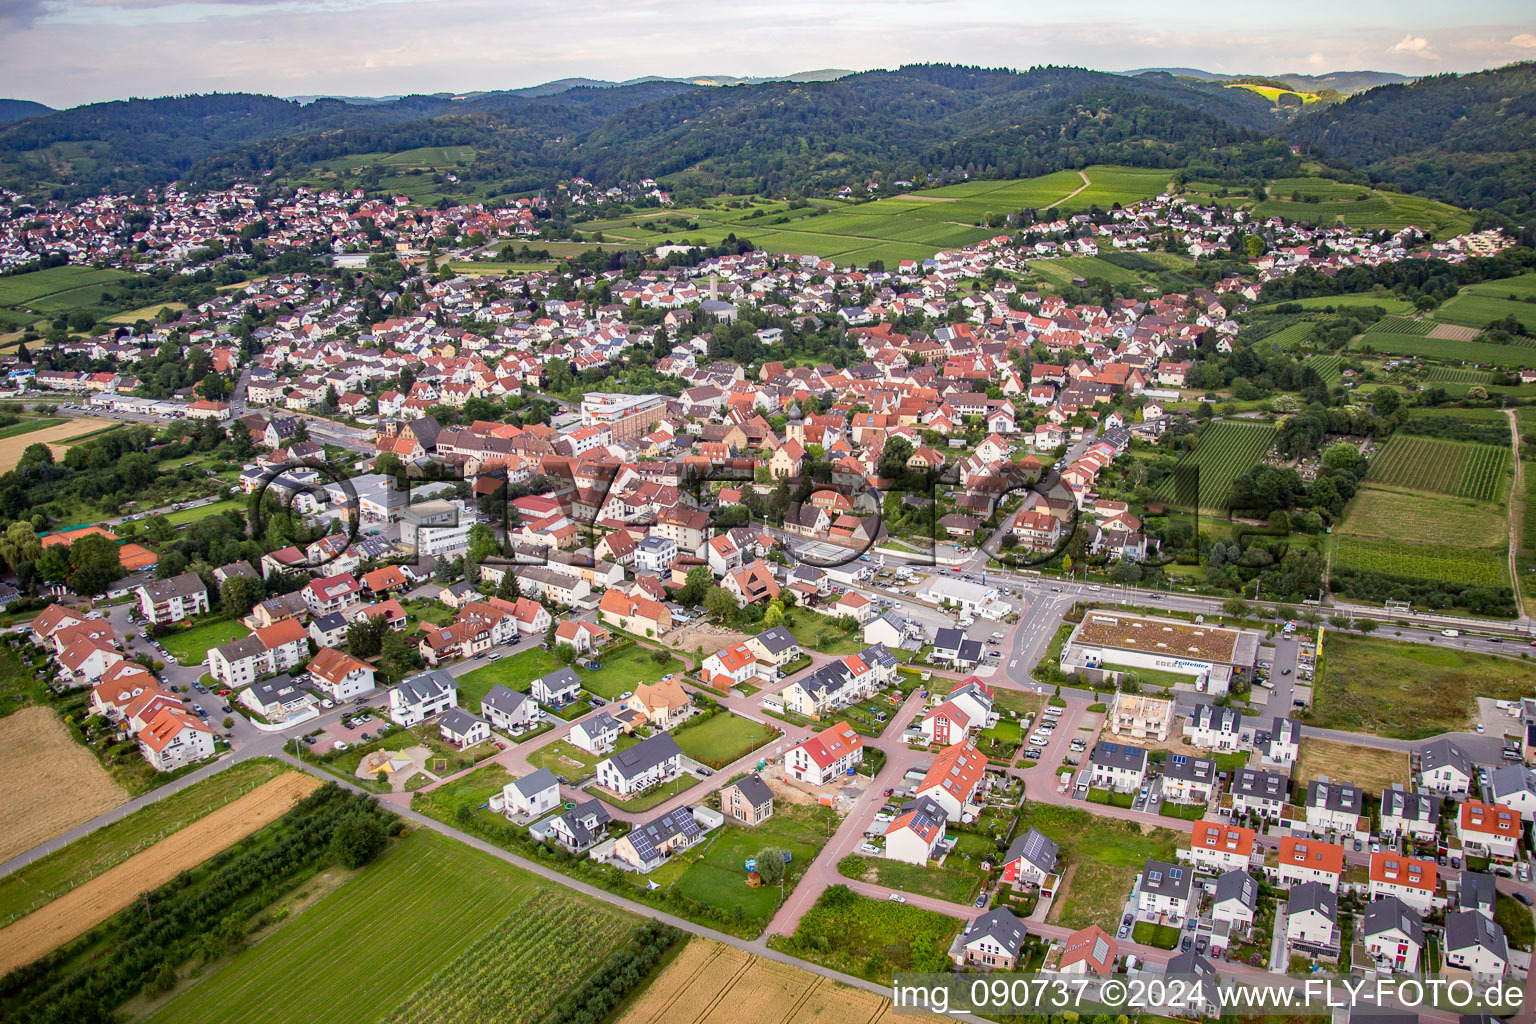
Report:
1163,753,1216,785
532,667,581,694
1306,778,1364,814
626,806,700,862
214,633,267,663
753,626,798,656
552,799,611,847
1187,702,1240,733
1460,870,1497,912
933,626,964,651
964,907,1028,958
728,773,774,808
1090,741,1148,772
1214,869,1257,909
1287,881,1337,921
1381,788,1441,822
1003,827,1059,874
1420,738,1474,778
1140,860,1192,901
859,643,898,670
482,684,529,717
396,668,455,705
438,707,486,737
246,674,301,707
958,639,984,663
1363,896,1425,946
1445,909,1508,960
580,711,621,735
1489,764,1536,803
602,732,683,782
1165,950,1219,980
312,611,348,632
512,767,559,799
1230,767,1288,801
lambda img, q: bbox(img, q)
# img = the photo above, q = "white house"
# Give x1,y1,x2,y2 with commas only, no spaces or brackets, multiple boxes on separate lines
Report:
439,707,491,747
1458,801,1522,861
481,685,540,734
1419,738,1476,798
530,667,582,708
1187,822,1255,874
502,767,561,818
1380,788,1441,842
136,706,215,771
136,572,210,626
1228,768,1289,820
569,711,621,755
1368,852,1438,915
1182,703,1242,751
884,795,947,866
1487,764,1536,821
1212,869,1257,932
1138,860,1193,924
595,733,683,796
1361,897,1424,974
1087,742,1147,793
306,648,376,701
1444,909,1509,981
1303,778,1367,839
785,721,864,786
1276,837,1345,891
1285,883,1338,954
388,669,457,726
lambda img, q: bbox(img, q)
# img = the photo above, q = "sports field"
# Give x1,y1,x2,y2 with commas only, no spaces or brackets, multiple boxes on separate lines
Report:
1365,435,1510,502
1149,420,1277,513
147,828,635,1024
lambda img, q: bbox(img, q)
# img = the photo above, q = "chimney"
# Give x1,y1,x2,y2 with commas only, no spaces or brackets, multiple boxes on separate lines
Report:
709,274,718,302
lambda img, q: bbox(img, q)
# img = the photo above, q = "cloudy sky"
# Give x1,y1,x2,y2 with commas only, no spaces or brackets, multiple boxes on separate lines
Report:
3,0,1534,108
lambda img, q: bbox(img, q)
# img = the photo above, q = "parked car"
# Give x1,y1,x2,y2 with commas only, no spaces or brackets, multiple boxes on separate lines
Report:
320,698,334,709
888,894,907,903
333,741,349,752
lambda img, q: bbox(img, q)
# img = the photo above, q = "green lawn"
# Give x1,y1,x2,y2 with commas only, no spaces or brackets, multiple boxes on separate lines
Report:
660,805,835,927
158,618,251,665
575,644,686,699
670,713,778,769
145,829,636,1024
0,759,289,926
1133,921,1181,949
1017,803,1181,932
526,734,640,778
456,647,563,710
0,416,66,441
457,642,685,712
162,498,247,527
781,611,866,656
1496,892,1535,952
595,774,697,812
769,884,962,982
1313,633,1536,739
837,855,981,903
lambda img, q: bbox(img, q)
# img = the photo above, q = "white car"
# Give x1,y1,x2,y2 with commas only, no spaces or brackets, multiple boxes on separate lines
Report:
859,843,882,856
320,698,334,709
333,741,350,752
873,812,894,823
887,894,906,903
1028,734,1050,747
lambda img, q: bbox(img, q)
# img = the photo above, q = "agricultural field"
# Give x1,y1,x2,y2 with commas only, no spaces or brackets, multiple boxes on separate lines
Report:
1437,273,1536,333
0,265,141,323
1148,420,1277,513
0,416,115,472
1367,316,1436,336
147,829,633,1024
1422,366,1494,385
1350,332,1536,369
0,758,290,926
0,772,319,974
1332,536,1507,588
1025,256,1143,289
1305,354,1343,386
1255,293,1414,314
1337,486,1506,548
1252,177,1474,238
1314,633,1536,739
1365,435,1510,501
381,892,633,1024
620,938,943,1024
0,707,126,864
669,712,777,769
1226,83,1323,105
1265,320,1320,350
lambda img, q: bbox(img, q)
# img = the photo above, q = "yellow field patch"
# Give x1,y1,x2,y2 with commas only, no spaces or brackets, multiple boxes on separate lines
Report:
0,707,126,864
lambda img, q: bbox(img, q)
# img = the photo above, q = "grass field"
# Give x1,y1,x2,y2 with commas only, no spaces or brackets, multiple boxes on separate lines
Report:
1333,536,1508,588
457,643,685,712
1366,435,1510,502
1149,420,1277,513
1351,332,1536,368
670,713,777,769
1026,256,1143,289
1337,486,1507,548
0,265,141,322
1293,738,1410,793
1438,274,1536,333
771,885,962,982
147,828,633,1024
1314,633,1536,738
0,759,288,926
838,855,981,903
0,707,126,864
159,618,251,665
1256,293,1414,314
1253,177,1473,238
1019,803,1181,932
162,497,247,527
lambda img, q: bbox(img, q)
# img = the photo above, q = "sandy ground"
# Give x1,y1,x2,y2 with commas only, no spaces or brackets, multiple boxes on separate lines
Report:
0,417,117,471
0,707,127,863
664,623,751,660
619,938,945,1024
0,771,320,973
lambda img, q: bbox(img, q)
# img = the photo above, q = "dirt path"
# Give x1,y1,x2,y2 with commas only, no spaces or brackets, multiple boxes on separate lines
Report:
1508,409,1527,620
1058,169,1093,207
0,772,319,973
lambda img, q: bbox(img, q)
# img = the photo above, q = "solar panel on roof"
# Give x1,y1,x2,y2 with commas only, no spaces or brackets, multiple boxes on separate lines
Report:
1092,937,1109,961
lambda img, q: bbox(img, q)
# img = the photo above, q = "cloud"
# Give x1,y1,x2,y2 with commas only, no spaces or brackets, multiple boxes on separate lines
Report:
1387,33,1437,59
1305,51,1326,67
1513,33,1536,50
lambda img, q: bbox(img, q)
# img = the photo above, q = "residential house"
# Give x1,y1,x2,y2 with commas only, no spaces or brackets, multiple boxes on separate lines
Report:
884,795,948,866
301,573,363,615
1138,860,1194,924
1001,828,1059,889
1161,754,1218,806
137,706,215,771
388,669,457,726
546,799,612,852
136,572,209,625
1369,853,1439,915
1419,738,1476,798
306,647,375,701
1362,896,1425,974
1187,822,1256,874
1304,778,1368,839
1275,837,1345,892
207,618,308,687
597,589,672,637
1228,768,1290,820
1054,925,1116,979
1457,801,1521,861
1487,764,1536,821
530,667,582,708
742,625,802,672
622,678,692,730
238,674,315,721
1443,910,1509,981
612,806,702,872
1286,882,1339,955
916,740,988,820
721,773,775,825
785,721,864,786
569,712,621,755
595,733,684,796
958,908,1029,971
1380,787,1442,842
503,767,561,818
1212,869,1258,932
1257,716,1301,768
1087,741,1147,793
1182,703,1242,751
482,684,540,734
439,708,491,748
1108,693,1173,742
307,612,349,649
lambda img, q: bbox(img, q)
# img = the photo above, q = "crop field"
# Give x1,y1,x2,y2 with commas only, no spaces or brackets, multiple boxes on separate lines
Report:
1305,354,1342,386
1255,293,1414,314
1437,273,1536,333
1149,420,1276,512
1350,332,1536,368
149,829,630,1024
0,759,289,926
1315,633,1536,738
1252,177,1473,238
0,707,126,864
1265,321,1319,350
318,145,477,171
0,265,139,321
1338,486,1507,548
1422,366,1493,384
1367,316,1436,336
382,892,631,1024
0,416,114,472
621,938,943,1024
1333,536,1507,587
1226,83,1323,105
1365,435,1510,501
0,771,319,974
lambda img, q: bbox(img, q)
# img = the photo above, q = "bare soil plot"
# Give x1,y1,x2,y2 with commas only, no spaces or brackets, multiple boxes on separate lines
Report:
0,771,319,972
0,417,116,472
1294,738,1410,793
664,622,751,660
1429,323,1482,341
619,938,944,1024
0,707,126,862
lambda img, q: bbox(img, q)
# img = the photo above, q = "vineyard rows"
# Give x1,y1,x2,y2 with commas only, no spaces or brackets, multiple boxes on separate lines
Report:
1368,316,1435,336
1304,354,1342,386
1421,366,1492,384
1149,421,1276,512
1334,536,1507,588
1366,435,1510,502
384,895,630,1024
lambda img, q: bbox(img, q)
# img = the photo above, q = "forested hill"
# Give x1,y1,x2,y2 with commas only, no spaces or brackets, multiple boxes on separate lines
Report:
0,99,51,125
1288,62,1536,219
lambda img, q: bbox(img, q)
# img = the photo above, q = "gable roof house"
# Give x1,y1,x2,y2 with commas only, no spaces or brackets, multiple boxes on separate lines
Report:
957,908,1029,971
1001,828,1059,890
1361,895,1425,974
388,669,457,727
612,806,703,872
595,732,684,796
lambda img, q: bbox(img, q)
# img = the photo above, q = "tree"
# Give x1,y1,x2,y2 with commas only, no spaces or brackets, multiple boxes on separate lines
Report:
1329,613,1354,630
763,600,786,627
754,847,788,886
380,629,417,679
704,586,738,623
676,566,713,607
346,615,388,657
496,571,520,600
331,815,388,868
1222,597,1250,619
1372,387,1401,417
18,442,52,469
0,521,40,572
66,534,123,596
143,514,176,545
1357,619,1379,634
555,642,577,665
219,574,265,616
